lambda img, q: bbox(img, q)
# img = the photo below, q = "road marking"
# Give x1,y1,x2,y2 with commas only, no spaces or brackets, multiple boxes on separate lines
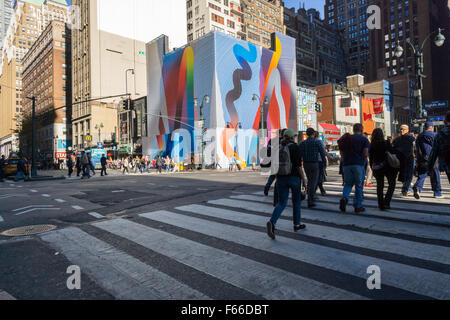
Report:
30,189,38,193
88,212,104,219
13,205,54,212
0,215,3,222
0,188,14,190
197,188,208,191
148,183,155,186
95,218,365,300
55,199,66,203
72,206,84,210
40,227,209,300
177,204,450,266
141,210,450,300
42,194,50,197
15,208,60,216
112,190,125,193
210,198,450,242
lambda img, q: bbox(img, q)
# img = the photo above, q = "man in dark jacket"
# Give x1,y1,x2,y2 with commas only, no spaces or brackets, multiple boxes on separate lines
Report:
14,156,29,182
413,122,442,199
428,111,450,185
393,125,416,197
266,129,307,240
299,128,327,208
100,154,108,176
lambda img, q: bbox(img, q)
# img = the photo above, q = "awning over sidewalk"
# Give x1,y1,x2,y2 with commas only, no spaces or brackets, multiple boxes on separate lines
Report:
319,123,340,131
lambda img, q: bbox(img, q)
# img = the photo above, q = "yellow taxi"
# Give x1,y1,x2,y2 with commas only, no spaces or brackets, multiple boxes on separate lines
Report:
5,153,30,177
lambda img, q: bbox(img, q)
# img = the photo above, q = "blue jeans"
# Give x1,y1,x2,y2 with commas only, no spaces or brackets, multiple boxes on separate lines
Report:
265,175,276,188
270,175,302,226
342,165,365,209
414,168,441,194
14,171,28,182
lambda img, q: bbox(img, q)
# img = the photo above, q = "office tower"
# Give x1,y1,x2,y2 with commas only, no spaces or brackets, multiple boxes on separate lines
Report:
187,0,285,48
325,0,370,76
0,0,70,157
369,0,449,125
284,6,347,87
0,0,14,49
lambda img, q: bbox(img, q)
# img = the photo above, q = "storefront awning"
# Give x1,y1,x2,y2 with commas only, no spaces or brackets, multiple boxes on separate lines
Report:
319,123,340,131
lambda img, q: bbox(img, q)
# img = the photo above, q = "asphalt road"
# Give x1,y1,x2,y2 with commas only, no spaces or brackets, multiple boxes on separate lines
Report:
0,167,449,300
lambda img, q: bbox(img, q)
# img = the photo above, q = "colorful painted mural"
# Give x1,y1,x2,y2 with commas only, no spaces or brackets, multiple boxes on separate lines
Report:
144,31,297,167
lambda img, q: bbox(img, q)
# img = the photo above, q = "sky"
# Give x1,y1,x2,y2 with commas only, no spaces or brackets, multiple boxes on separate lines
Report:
283,0,325,19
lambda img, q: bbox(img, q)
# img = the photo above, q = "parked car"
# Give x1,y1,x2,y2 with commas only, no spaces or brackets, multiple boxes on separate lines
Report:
326,152,340,165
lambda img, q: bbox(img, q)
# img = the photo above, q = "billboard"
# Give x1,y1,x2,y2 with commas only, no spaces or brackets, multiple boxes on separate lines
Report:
144,31,298,167
297,88,317,132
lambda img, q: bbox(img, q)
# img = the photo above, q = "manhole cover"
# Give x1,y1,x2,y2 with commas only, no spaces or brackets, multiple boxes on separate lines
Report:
1,225,57,237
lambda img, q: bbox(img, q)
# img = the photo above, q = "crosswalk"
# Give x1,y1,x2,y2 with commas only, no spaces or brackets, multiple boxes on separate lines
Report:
39,184,450,300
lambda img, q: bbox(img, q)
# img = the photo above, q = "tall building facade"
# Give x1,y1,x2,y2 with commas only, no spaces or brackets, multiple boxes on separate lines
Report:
0,0,70,157
71,0,147,153
325,0,370,77
283,6,347,87
186,0,285,48
22,20,71,163
0,0,14,49
369,0,449,125
187,0,244,42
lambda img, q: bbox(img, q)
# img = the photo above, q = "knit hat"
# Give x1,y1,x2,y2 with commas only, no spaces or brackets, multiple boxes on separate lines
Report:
284,129,298,139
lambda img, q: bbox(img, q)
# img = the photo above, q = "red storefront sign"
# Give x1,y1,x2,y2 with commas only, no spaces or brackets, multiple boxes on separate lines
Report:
55,152,66,159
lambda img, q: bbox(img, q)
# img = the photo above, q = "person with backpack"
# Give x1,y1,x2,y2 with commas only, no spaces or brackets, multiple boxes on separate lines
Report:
369,128,399,210
338,124,370,213
393,125,416,197
412,122,442,199
266,129,307,240
299,128,327,208
428,111,450,185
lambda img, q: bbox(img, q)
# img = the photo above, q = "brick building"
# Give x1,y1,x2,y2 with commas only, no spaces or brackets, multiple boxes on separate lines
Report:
22,20,71,163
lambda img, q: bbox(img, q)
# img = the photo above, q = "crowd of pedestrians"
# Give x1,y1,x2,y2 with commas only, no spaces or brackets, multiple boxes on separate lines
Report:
265,111,450,240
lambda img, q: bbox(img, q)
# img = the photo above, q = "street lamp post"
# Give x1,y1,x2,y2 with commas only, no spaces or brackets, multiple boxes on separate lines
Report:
95,123,104,145
125,69,134,154
194,95,210,170
394,28,446,133
252,95,269,139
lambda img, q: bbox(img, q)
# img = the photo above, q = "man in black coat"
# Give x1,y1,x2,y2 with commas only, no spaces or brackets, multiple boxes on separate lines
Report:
393,125,416,197
100,154,108,176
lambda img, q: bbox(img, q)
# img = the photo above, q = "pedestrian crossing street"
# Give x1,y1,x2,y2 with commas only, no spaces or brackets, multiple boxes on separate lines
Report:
40,185,450,300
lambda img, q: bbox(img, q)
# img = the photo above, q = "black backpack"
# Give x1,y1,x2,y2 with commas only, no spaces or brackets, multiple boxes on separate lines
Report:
277,141,292,176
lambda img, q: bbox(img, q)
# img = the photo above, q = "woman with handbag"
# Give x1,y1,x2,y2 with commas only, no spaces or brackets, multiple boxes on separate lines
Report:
369,128,399,211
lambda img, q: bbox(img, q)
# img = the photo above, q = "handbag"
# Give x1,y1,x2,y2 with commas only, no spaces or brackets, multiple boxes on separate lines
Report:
386,152,400,169
301,187,306,201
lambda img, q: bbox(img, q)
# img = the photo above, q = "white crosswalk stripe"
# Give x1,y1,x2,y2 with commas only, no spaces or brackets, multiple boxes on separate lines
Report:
38,188,450,300
41,227,209,300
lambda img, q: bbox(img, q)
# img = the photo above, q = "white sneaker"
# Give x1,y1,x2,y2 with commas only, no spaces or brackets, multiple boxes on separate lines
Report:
434,194,445,199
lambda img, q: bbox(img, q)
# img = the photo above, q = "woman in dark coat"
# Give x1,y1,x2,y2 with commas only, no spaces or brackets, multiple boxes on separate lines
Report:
369,128,399,210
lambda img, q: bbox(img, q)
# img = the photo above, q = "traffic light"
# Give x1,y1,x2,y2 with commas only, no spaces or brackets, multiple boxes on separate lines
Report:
129,99,135,111
315,102,323,113
122,99,129,110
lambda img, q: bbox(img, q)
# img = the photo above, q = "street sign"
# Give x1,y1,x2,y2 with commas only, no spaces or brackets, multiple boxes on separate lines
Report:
425,101,448,109
97,142,103,149
85,135,93,142
112,146,117,151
